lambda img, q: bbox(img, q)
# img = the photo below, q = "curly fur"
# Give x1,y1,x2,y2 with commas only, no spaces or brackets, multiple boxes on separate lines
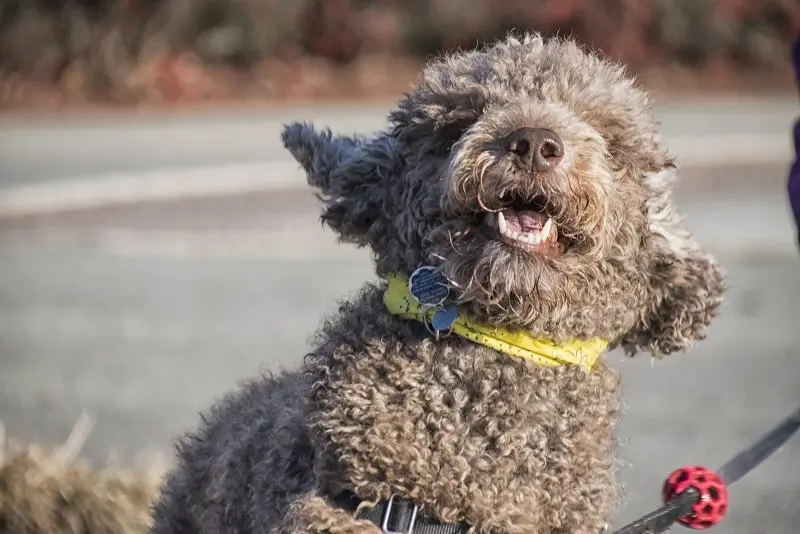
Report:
150,32,726,533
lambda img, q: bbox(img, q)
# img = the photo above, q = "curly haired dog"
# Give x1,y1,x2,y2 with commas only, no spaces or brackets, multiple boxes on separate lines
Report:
150,33,726,534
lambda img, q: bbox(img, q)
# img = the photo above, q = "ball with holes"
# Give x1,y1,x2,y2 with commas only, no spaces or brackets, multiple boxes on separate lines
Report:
662,466,729,529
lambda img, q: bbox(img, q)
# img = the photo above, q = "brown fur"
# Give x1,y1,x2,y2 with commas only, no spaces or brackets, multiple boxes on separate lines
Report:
150,32,726,533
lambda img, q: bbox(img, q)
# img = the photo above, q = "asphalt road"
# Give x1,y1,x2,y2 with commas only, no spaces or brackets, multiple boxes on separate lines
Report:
0,96,796,186
1,100,799,533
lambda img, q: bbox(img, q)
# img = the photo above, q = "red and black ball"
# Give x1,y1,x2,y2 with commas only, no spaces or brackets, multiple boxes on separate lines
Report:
662,466,728,530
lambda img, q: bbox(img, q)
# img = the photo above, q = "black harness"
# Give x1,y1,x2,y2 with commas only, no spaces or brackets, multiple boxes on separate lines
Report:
332,491,469,534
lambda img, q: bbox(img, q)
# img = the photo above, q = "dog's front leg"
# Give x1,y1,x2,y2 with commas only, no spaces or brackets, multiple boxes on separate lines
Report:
275,493,380,534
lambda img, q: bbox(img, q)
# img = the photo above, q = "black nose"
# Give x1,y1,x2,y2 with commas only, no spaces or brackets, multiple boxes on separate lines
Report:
505,127,564,171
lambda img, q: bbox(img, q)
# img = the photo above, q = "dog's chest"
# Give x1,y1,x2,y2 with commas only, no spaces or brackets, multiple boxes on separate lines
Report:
309,334,620,525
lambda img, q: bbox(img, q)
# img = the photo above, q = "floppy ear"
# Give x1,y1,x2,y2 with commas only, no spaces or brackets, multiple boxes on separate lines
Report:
281,122,401,248
621,166,727,356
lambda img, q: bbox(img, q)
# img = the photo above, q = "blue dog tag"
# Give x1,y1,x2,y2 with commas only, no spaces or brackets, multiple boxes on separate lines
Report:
431,305,458,332
408,266,450,306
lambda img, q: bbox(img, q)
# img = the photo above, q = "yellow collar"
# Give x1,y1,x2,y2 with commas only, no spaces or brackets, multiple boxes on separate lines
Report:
383,274,607,373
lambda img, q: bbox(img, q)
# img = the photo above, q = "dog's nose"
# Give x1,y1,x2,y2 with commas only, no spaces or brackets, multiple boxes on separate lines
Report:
505,127,564,171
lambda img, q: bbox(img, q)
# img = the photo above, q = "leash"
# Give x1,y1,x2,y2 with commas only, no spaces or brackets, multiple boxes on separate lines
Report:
610,403,800,534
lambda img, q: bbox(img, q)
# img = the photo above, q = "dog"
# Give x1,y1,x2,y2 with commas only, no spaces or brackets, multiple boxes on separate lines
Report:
150,33,726,534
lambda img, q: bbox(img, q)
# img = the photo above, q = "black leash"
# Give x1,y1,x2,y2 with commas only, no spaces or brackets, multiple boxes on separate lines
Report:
611,403,800,534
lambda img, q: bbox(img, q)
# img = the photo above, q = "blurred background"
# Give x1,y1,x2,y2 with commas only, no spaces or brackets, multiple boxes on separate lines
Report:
1,1,800,533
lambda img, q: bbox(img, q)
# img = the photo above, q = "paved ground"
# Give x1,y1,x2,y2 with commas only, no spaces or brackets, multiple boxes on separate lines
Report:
1,100,799,533
0,96,795,188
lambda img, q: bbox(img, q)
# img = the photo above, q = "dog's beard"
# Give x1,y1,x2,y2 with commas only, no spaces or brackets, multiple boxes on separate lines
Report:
428,218,576,328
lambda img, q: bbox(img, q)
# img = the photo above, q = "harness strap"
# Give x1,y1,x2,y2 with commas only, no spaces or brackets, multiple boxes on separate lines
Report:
332,491,470,534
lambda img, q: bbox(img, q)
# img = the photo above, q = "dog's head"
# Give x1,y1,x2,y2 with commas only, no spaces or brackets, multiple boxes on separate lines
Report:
283,33,725,356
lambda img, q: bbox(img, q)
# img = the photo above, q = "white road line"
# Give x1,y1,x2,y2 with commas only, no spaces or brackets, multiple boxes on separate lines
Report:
0,228,371,260
0,134,792,218
671,133,791,167
0,161,303,218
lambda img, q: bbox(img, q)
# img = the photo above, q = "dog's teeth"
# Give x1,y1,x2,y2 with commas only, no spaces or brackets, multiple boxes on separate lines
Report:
498,211,508,234
523,232,542,245
542,218,553,238
497,212,554,248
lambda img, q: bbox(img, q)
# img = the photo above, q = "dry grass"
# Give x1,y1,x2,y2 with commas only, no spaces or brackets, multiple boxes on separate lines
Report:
0,413,168,534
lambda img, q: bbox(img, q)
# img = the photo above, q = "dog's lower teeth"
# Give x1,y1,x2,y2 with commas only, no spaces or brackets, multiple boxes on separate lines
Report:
520,232,541,245
489,211,558,250
527,233,542,245
495,216,557,248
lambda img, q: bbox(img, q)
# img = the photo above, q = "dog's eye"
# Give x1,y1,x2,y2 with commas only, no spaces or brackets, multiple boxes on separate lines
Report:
436,116,477,142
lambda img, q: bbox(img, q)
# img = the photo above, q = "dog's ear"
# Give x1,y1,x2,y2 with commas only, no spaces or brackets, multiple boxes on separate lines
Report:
281,122,401,248
621,165,726,357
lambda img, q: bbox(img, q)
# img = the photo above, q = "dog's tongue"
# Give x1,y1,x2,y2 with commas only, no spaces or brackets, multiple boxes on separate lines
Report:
502,209,547,233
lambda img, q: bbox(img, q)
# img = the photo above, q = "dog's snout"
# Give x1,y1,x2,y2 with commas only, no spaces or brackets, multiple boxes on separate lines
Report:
505,127,564,172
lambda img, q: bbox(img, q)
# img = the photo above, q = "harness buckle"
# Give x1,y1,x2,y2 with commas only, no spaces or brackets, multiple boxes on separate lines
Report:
381,494,419,534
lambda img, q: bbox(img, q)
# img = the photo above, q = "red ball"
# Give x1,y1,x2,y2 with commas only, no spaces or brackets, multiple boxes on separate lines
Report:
662,466,728,530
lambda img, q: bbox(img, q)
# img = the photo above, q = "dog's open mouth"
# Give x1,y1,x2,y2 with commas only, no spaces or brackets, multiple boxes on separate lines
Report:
483,195,566,257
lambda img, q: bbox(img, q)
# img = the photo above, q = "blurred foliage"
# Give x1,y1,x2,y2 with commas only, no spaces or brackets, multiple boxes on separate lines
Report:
0,0,798,104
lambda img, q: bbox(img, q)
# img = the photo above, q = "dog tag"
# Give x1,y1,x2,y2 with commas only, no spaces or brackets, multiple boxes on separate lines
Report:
408,266,450,306
431,305,458,332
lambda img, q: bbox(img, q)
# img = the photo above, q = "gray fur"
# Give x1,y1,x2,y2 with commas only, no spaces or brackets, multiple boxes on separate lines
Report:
150,32,726,533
